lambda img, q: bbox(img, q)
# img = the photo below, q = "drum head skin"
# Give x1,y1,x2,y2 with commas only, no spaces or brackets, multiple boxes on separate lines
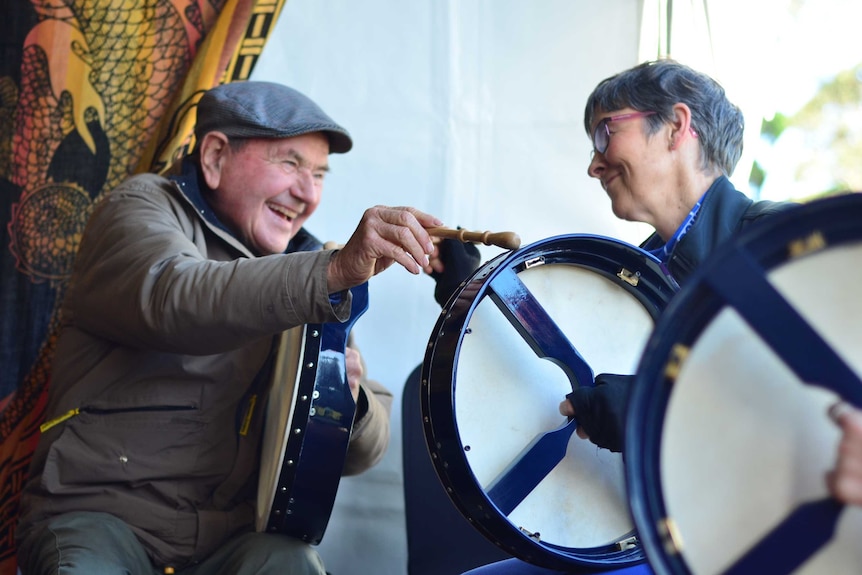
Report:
421,234,678,571
626,193,862,575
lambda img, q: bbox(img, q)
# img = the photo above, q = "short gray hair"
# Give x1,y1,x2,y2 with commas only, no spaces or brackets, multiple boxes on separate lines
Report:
584,59,744,176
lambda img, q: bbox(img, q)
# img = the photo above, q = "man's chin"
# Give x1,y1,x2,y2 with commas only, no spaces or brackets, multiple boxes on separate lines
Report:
255,237,292,256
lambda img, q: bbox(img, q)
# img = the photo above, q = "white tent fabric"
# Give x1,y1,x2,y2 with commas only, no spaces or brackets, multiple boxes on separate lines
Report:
250,2,648,573
249,1,752,573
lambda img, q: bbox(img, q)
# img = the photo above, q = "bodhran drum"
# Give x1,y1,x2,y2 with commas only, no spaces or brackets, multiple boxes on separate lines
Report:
421,234,678,570
626,193,862,575
256,282,369,544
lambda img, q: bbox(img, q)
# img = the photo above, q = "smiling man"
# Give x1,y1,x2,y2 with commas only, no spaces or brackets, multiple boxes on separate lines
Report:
15,81,444,575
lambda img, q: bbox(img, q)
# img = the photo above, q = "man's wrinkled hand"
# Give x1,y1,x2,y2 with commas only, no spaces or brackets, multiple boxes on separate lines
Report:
327,206,443,293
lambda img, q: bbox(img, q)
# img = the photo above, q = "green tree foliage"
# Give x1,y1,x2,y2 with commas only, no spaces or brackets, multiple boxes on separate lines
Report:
787,63,862,196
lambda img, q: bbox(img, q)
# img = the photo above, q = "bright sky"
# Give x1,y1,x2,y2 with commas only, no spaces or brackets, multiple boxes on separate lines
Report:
643,0,862,200
745,0,862,200
749,0,862,115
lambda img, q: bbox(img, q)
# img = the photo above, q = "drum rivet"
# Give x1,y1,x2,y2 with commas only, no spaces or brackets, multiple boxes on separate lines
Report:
310,408,316,416
286,510,293,515
281,486,288,492
465,328,472,334
313,390,320,399
274,510,281,516
659,517,684,555
789,231,827,257
287,459,295,466
664,344,690,381
446,487,453,493
293,428,302,435
464,445,471,452
306,362,314,369
312,329,320,338
301,395,308,401
289,497,295,503
617,267,641,286
423,416,429,423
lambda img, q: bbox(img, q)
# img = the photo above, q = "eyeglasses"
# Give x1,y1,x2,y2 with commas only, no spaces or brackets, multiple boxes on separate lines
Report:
592,111,657,155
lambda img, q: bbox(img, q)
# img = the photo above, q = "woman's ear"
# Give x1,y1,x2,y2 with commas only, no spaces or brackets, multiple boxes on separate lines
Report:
198,131,230,189
669,103,694,150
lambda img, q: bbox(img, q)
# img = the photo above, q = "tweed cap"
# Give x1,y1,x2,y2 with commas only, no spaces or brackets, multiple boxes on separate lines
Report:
194,81,352,154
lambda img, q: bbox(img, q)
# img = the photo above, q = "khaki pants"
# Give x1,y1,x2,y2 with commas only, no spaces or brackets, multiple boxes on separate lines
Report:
17,510,326,575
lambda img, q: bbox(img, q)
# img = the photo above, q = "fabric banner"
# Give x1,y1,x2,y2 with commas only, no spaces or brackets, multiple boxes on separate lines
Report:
0,1,285,572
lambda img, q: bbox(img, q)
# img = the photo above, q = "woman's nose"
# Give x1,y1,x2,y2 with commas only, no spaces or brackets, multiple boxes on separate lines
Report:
587,152,605,179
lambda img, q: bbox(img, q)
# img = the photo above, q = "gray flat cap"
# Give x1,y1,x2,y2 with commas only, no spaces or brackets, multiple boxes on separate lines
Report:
194,81,352,154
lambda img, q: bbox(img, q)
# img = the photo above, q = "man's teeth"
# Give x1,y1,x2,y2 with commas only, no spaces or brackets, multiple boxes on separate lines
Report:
269,204,297,220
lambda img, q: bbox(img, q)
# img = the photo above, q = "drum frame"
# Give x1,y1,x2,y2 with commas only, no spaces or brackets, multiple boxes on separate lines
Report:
259,282,369,544
421,234,678,570
626,193,862,575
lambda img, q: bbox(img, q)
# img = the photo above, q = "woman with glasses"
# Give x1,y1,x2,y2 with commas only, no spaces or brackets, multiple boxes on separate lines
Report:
459,58,796,575
562,58,794,454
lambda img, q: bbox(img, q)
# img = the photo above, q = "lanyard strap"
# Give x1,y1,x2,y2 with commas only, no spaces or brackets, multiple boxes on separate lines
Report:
649,193,705,263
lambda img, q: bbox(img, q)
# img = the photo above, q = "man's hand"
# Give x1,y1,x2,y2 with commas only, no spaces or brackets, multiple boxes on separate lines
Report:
327,206,443,293
345,346,363,404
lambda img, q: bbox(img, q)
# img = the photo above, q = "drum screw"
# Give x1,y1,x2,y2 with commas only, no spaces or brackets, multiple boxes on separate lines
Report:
313,391,320,399
465,328,472,334
312,329,320,338
310,408,316,416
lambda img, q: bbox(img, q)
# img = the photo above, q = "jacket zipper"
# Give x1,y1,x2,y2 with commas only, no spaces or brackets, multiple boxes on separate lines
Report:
40,405,196,433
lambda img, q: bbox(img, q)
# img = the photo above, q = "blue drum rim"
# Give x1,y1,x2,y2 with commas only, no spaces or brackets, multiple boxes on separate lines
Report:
421,233,678,571
625,192,862,575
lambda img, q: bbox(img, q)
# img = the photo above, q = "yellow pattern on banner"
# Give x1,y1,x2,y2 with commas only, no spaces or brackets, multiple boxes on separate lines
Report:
0,1,287,572
139,0,287,174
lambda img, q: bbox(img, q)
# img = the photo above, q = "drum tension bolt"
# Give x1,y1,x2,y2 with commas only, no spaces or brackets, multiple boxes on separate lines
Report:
615,536,639,550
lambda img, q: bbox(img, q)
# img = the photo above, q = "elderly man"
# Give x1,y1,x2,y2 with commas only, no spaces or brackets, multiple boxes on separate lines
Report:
16,81,445,575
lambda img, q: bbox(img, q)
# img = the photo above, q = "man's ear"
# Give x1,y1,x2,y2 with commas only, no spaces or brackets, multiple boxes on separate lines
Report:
669,102,694,150
198,131,230,189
